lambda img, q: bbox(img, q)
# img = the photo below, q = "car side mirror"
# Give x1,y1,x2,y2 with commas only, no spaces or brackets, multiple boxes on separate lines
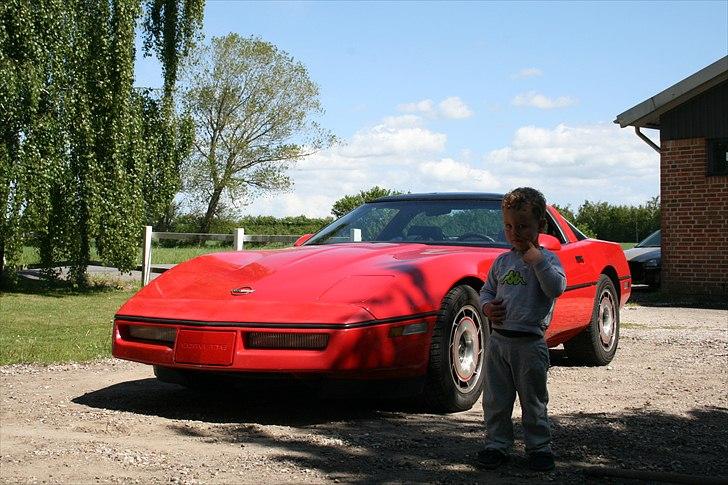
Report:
294,234,313,247
538,234,562,251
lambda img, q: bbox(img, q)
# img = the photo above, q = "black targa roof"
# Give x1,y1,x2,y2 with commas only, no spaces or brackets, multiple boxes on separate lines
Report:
373,192,504,202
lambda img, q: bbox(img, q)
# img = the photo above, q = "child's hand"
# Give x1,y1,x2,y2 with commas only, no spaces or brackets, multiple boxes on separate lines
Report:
523,241,544,265
484,298,505,325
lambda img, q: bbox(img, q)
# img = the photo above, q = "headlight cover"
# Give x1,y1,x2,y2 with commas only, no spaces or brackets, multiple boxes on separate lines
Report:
127,325,176,343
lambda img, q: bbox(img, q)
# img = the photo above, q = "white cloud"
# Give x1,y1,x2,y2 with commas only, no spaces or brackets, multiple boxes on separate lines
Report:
379,114,423,129
239,119,489,217
512,67,543,79
237,121,659,218
512,91,577,109
482,122,659,207
249,192,335,219
343,121,447,158
398,96,473,119
419,158,499,188
398,99,435,116
438,97,473,119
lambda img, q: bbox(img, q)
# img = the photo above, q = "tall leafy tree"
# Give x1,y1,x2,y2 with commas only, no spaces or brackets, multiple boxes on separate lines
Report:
0,0,203,285
180,34,334,233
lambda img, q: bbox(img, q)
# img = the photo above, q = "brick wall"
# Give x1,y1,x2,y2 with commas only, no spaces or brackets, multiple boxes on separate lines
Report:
661,138,728,297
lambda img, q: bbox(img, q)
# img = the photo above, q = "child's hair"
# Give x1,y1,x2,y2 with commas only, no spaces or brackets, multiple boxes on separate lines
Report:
502,187,547,221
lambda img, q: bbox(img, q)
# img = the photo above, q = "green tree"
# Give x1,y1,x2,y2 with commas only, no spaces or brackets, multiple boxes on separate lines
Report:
331,186,403,218
552,204,576,223
0,0,203,285
180,34,334,233
573,197,660,242
552,203,596,237
135,88,195,229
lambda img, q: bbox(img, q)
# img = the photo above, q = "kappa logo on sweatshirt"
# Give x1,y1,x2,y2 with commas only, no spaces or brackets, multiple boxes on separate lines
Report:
502,269,526,286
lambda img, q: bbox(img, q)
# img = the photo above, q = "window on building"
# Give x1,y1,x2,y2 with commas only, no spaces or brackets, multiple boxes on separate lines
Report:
707,138,728,176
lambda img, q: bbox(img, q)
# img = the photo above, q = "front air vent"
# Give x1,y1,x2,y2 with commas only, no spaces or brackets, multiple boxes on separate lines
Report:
246,332,329,350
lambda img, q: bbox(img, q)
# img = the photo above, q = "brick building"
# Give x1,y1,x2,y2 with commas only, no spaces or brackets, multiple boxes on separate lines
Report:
616,57,728,299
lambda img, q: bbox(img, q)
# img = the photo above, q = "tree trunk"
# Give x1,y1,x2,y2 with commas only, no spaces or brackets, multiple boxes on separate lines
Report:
68,199,90,286
199,186,224,233
0,239,5,281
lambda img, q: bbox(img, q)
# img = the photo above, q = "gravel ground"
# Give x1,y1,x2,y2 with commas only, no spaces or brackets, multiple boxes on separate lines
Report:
1,297,727,484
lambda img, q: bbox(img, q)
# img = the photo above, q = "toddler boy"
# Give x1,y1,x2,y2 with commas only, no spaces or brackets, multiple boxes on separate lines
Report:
477,187,566,472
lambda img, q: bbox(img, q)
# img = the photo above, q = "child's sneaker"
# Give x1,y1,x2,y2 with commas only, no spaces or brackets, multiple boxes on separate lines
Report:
476,448,509,469
527,451,555,471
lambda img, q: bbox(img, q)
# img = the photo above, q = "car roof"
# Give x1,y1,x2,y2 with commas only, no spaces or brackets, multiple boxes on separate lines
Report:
373,192,504,202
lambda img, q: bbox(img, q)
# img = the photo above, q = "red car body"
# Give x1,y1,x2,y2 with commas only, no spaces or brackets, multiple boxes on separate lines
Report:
113,193,631,411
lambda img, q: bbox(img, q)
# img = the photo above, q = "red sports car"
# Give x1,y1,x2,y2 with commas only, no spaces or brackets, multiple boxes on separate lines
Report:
113,193,631,412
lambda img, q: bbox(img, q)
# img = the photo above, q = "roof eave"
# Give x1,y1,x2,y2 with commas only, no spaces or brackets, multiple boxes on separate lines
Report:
614,56,728,129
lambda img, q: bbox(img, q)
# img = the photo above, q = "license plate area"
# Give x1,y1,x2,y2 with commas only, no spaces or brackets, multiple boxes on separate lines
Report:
174,330,236,365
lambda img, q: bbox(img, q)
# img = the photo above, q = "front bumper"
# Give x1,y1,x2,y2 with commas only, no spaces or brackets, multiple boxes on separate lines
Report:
112,315,436,379
628,261,660,286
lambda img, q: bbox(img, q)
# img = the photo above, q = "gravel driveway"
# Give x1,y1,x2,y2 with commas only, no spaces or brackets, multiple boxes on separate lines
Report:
1,298,727,484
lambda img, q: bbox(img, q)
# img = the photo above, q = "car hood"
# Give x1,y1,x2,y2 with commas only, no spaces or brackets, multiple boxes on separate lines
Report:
624,247,661,262
117,243,504,324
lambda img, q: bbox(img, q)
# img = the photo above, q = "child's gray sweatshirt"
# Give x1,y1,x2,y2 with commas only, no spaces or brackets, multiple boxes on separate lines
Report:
479,248,566,337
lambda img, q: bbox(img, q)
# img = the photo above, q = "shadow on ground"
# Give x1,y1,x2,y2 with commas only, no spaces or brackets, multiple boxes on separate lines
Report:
74,378,728,483
4,268,137,296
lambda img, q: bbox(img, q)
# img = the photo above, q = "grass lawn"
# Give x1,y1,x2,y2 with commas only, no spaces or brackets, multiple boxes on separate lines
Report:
0,279,138,365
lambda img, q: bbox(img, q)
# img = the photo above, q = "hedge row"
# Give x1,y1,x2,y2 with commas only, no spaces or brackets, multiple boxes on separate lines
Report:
168,214,334,236
555,197,660,243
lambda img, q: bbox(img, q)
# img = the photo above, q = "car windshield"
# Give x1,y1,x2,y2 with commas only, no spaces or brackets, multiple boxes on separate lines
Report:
636,230,661,248
306,199,510,247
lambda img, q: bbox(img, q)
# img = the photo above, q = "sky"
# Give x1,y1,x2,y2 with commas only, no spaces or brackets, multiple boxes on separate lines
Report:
135,0,728,218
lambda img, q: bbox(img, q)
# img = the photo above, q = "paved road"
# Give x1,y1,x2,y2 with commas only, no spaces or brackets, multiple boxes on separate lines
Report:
19,264,174,284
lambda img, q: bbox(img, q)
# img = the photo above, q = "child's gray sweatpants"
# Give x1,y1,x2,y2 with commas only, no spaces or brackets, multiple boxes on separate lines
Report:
482,331,551,454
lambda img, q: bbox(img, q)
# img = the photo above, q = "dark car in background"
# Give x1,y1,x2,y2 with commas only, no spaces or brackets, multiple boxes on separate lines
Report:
624,230,661,288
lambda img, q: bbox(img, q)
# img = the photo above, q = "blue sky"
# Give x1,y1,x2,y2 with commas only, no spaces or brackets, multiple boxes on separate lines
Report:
136,1,728,218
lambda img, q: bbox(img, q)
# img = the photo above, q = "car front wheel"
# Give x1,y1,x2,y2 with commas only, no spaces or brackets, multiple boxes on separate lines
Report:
423,285,487,413
564,274,620,366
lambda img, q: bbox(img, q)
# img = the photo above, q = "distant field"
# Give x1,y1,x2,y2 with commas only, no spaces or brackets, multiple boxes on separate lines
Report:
620,242,636,250
18,242,292,267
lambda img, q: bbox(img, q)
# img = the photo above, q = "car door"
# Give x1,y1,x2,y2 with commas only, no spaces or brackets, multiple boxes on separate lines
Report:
544,214,597,342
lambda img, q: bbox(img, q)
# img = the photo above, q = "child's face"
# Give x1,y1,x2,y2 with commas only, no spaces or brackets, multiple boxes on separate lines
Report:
503,206,543,253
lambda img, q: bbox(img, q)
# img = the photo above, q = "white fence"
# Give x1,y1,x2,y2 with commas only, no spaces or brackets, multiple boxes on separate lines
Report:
141,226,301,285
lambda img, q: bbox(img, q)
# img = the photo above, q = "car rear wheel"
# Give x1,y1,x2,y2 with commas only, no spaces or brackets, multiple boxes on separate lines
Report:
564,275,619,366
424,285,487,413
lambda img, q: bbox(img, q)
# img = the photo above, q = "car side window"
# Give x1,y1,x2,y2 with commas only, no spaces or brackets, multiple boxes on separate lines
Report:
544,214,567,243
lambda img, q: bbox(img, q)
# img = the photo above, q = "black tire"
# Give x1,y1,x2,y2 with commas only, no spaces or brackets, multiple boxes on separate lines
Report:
564,275,620,366
423,285,487,413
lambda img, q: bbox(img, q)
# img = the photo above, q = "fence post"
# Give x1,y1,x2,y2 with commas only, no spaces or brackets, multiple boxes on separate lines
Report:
142,225,153,286
350,228,362,242
234,228,244,251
